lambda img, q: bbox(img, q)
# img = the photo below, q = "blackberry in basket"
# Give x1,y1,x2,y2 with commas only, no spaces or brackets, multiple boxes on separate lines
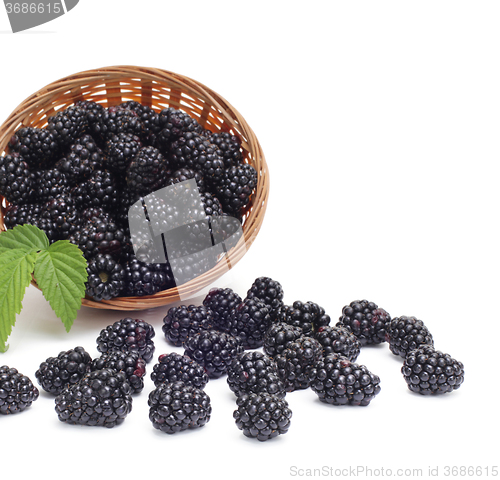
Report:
209,131,243,168
156,107,205,152
8,126,59,168
85,253,125,301
47,104,89,148
0,153,33,205
71,169,120,212
215,163,258,216
41,193,81,240
121,256,174,297
91,105,145,142
167,167,206,193
126,145,170,197
104,132,142,173
32,168,69,202
119,100,161,143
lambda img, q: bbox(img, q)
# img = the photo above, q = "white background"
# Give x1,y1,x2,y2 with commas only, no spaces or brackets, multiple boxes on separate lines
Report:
1,2,499,479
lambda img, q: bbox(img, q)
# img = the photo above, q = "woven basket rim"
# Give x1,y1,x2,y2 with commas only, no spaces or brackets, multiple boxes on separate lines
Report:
0,65,270,310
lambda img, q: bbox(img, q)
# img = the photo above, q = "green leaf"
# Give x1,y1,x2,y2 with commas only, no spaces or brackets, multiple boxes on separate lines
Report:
33,240,88,333
0,249,37,351
0,224,49,254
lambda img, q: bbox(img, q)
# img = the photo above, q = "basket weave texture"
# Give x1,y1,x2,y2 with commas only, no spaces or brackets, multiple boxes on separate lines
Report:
0,66,269,310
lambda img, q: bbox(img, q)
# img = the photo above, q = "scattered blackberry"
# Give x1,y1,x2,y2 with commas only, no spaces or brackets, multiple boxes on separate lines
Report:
104,132,142,173
148,381,211,434
91,105,144,141
32,168,69,202
85,253,125,301
246,276,284,318
121,256,172,296
162,304,213,347
402,345,464,395
337,300,391,346
150,352,209,389
0,365,39,414
71,169,119,212
227,351,286,398
156,107,205,151
167,167,206,193
274,336,323,391
262,323,304,358
227,298,272,349
203,287,242,332
308,354,381,406
215,163,257,216
91,351,146,394
314,325,361,361
47,105,88,147
126,146,170,196
41,193,81,239
54,368,132,427
209,131,242,167
35,346,92,395
0,153,33,204
119,100,161,143
8,126,59,168
233,392,292,441
386,316,434,359
96,317,156,363
278,300,331,335
183,329,244,379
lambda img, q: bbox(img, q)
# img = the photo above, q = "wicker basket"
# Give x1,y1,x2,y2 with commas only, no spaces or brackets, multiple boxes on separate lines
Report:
0,66,269,310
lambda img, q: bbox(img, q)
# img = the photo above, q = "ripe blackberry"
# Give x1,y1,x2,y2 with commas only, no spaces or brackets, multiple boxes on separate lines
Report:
121,256,172,296
200,191,223,217
314,325,361,361
0,365,39,414
41,193,81,239
337,299,391,346
126,146,170,196
47,105,88,147
35,346,92,395
167,167,206,192
278,300,331,335
246,276,284,318
74,100,105,130
402,345,464,395
79,206,113,225
96,317,156,363
3,202,42,228
156,107,205,152
227,298,272,349
233,392,292,441
209,131,242,167
104,132,142,173
183,330,244,379
54,368,132,427
85,253,125,301
162,304,213,347
119,100,161,143
71,169,119,212
0,153,33,204
386,316,434,359
227,350,286,398
8,126,59,168
215,163,258,216
275,336,323,391
150,352,209,389
262,323,304,358
203,287,242,332
308,354,381,406
91,351,146,394
32,168,69,202
91,106,145,141
148,381,211,434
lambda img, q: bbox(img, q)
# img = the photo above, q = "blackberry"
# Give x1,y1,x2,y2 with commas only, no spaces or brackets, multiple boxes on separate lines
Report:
41,193,81,239
227,298,272,349
8,127,59,168
386,316,434,359
119,100,161,143
74,100,105,130
183,330,244,379
167,167,205,193
337,299,391,346
278,300,331,335
91,350,146,394
47,105,88,147
308,354,381,406
32,168,69,202
215,163,258,216
156,107,205,152
71,169,119,212
246,276,284,318
203,287,242,332
162,304,213,347
402,345,464,395
104,132,142,173
54,368,132,427
262,323,304,358
275,336,323,391
3,202,43,229
96,317,156,363
314,325,361,361
150,352,209,389
200,191,223,217
35,346,92,395
91,106,145,141
0,365,39,414
148,381,211,434
126,146,170,196
227,351,286,398
0,153,33,204
122,256,172,297
79,206,113,225
85,253,125,301
233,392,292,441
209,131,242,167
